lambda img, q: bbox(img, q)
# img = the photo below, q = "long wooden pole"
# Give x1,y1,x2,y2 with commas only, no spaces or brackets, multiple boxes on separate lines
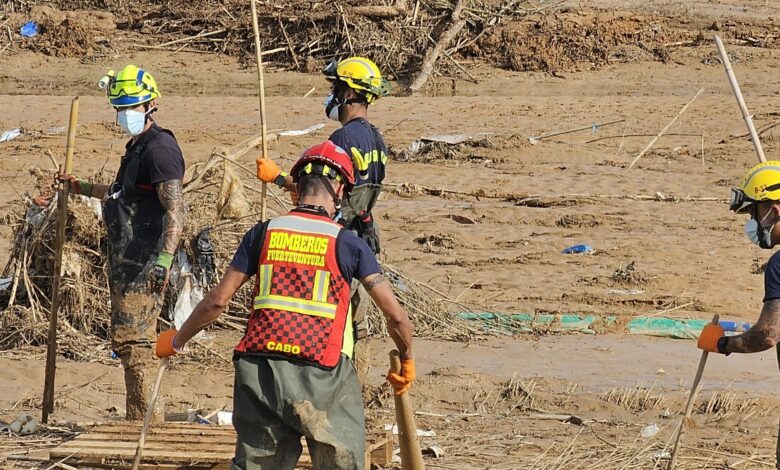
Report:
714,35,766,163
131,357,168,470
42,96,79,424
250,0,269,220
667,314,719,469
389,350,425,470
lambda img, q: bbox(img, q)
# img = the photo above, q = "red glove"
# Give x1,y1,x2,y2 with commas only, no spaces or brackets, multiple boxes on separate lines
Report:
156,329,182,358
387,357,416,396
697,323,727,354
256,158,281,183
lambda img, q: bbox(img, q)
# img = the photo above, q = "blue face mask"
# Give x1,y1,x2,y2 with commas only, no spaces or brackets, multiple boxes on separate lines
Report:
745,209,776,249
117,109,148,136
323,94,341,122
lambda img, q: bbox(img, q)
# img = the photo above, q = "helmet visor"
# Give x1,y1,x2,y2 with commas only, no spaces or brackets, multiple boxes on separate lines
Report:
323,60,338,79
730,188,755,213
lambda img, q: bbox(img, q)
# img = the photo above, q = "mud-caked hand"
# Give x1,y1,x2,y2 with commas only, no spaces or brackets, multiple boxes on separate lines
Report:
149,251,173,294
57,174,92,196
697,323,730,355
256,158,281,183
387,357,416,395
155,329,183,358
360,217,380,255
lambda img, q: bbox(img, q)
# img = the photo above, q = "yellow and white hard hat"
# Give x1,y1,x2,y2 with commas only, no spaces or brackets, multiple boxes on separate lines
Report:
323,56,390,104
731,161,780,213
100,64,161,107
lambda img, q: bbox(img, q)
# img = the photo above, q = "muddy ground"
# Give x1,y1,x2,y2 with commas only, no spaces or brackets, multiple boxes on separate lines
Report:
3,0,780,468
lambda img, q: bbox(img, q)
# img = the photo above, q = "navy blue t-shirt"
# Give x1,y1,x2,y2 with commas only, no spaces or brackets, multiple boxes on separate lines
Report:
764,251,780,302
329,118,387,186
230,213,382,281
124,125,185,186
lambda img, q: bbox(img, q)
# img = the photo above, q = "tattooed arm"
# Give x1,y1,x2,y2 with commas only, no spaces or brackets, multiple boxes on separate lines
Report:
156,179,187,255
362,273,414,359
724,299,780,354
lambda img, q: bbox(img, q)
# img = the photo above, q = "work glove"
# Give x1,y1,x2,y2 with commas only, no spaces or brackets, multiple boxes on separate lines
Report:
148,251,173,294
697,323,730,355
256,158,281,184
360,216,380,255
57,174,93,196
387,357,416,396
155,329,183,358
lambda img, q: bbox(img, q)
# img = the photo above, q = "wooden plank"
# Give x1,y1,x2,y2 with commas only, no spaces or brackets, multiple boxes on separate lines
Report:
88,425,236,436
52,441,233,454
50,447,230,463
48,423,318,469
68,434,235,445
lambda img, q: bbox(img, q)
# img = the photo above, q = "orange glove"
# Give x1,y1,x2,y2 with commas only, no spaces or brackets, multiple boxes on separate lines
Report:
697,323,728,354
387,357,416,396
155,329,182,358
256,158,281,183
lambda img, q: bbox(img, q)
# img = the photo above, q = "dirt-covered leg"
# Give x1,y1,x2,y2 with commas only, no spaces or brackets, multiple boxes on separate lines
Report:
111,286,164,421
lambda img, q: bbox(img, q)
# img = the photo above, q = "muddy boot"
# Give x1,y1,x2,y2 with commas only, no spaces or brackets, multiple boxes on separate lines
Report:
119,344,162,421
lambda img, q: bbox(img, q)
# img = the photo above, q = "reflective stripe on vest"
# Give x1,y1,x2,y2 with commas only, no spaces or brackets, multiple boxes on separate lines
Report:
234,212,352,369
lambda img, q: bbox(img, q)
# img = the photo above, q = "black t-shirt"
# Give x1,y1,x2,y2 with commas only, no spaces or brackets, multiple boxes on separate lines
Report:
329,118,387,186
124,125,185,186
764,251,780,302
230,212,381,281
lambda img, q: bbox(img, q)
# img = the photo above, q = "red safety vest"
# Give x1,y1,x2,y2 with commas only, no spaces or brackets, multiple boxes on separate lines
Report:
234,211,352,369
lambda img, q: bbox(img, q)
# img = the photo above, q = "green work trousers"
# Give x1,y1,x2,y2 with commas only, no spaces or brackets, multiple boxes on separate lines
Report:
231,354,365,470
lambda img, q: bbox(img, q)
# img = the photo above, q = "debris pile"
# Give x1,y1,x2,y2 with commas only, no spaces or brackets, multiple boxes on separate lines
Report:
2,0,638,81
0,149,485,362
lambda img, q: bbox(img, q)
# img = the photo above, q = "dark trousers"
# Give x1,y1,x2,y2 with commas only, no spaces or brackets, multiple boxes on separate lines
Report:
231,354,365,470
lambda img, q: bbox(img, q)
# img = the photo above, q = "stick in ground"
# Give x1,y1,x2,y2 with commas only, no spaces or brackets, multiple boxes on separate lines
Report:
667,313,719,470
42,96,79,424
131,357,168,470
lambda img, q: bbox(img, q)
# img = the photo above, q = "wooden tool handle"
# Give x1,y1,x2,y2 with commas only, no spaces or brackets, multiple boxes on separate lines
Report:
668,314,719,469
390,350,425,470
132,357,168,470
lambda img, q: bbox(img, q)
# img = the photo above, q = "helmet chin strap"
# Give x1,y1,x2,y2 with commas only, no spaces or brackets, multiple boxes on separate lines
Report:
754,205,775,249
319,176,342,212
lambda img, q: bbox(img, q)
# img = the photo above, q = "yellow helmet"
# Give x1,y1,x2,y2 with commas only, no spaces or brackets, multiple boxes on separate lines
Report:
731,161,780,213
102,64,161,107
323,56,390,104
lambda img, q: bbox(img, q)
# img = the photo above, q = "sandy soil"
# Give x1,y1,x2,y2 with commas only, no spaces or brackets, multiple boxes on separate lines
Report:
3,0,780,468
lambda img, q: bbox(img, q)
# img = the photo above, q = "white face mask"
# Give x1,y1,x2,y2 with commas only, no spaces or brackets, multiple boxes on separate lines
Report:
323,94,341,122
745,209,776,249
117,109,148,136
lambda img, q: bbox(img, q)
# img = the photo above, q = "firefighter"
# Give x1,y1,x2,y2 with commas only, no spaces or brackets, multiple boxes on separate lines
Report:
157,141,414,470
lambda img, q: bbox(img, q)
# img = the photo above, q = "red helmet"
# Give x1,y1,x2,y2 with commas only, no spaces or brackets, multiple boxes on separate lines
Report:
291,140,355,192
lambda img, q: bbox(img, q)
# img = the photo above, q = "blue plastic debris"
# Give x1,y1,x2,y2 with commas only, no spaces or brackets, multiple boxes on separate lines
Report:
561,244,594,254
20,21,39,38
